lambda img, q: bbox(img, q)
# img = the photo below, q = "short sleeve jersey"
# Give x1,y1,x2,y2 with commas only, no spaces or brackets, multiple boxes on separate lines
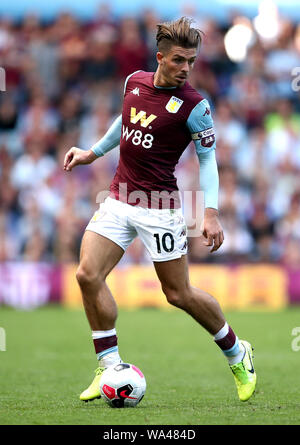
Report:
110,71,216,208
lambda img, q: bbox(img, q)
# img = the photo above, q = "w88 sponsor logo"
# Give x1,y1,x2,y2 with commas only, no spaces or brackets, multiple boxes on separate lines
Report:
122,125,154,149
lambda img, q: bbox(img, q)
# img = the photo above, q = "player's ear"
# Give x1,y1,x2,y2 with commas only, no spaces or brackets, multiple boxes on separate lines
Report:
156,51,164,65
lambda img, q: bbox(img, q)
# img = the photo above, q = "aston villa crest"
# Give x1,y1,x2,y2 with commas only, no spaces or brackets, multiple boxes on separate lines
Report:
165,96,184,113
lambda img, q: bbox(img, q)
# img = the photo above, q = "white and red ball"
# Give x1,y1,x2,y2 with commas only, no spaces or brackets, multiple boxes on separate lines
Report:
100,363,146,408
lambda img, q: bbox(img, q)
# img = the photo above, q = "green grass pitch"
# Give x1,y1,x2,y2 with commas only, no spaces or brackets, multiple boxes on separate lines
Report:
1,305,300,425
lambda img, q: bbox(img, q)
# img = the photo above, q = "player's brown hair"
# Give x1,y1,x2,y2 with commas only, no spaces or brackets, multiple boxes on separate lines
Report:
156,17,202,53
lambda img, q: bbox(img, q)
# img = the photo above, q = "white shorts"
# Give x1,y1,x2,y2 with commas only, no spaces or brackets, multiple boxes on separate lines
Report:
85,197,188,262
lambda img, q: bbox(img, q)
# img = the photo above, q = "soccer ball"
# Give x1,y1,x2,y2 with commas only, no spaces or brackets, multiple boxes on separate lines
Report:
100,363,146,408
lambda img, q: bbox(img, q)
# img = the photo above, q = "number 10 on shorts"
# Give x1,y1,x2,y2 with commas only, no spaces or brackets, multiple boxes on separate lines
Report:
153,233,175,253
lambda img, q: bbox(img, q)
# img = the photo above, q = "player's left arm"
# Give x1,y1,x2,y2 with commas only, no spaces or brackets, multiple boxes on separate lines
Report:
186,99,224,253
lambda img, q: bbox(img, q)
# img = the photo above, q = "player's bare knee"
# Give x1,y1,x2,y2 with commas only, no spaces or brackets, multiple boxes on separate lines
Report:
162,286,184,308
76,265,103,290
162,282,193,309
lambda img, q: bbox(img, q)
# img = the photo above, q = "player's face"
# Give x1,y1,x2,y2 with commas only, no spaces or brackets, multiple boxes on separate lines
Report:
157,46,197,87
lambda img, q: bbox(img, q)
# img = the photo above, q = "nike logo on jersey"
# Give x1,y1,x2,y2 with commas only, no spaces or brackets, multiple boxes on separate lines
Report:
130,107,157,128
131,87,140,96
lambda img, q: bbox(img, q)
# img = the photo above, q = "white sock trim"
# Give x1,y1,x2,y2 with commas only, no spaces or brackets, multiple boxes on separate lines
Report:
92,329,116,339
213,322,229,341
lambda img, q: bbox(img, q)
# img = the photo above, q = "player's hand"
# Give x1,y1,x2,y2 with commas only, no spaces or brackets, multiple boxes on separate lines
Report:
63,147,98,171
202,208,224,253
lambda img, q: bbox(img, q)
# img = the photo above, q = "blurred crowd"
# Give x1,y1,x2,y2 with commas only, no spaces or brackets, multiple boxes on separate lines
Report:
1,4,300,266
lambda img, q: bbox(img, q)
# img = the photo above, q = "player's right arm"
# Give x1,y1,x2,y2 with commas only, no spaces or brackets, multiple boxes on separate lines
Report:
64,114,122,171
64,70,143,171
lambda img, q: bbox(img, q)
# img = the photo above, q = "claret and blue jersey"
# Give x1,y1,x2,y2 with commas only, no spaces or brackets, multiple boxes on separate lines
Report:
110,71,216,207
91,70,219,210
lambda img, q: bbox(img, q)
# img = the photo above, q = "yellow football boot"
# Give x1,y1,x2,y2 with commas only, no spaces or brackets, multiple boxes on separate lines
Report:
230,340,257,402
79,367,104,402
